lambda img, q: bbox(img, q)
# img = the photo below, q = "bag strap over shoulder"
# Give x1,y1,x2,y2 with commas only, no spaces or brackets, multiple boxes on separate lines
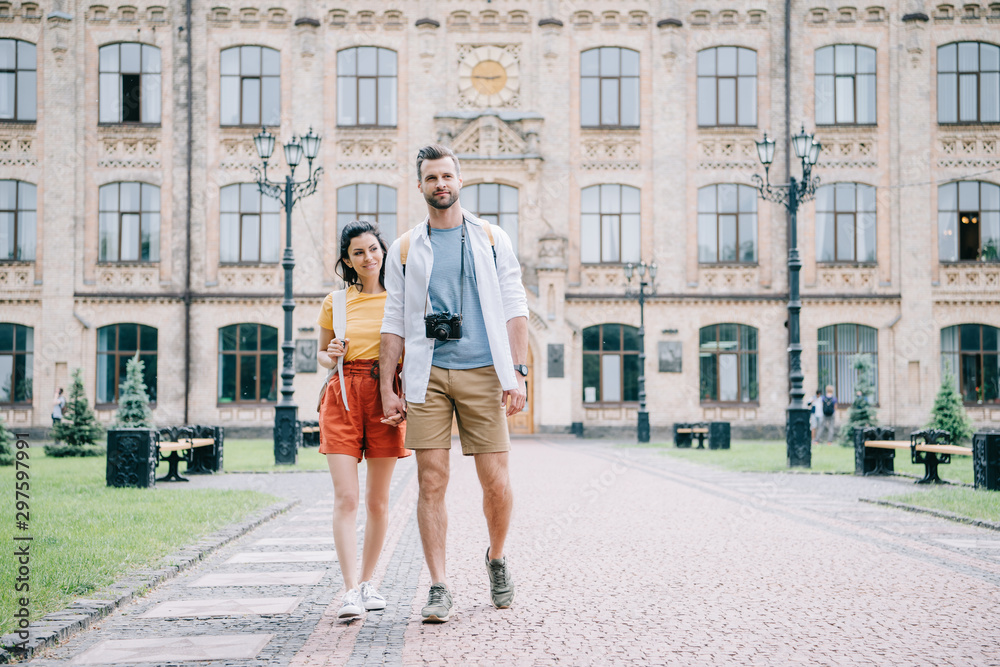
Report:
400,224,496,274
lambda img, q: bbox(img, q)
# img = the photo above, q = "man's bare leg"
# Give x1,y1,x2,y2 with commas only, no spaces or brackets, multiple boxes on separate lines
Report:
416,448,450,584
475,451,512,560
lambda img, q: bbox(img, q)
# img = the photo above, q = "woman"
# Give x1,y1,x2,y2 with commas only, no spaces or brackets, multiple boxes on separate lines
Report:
317,220,409,620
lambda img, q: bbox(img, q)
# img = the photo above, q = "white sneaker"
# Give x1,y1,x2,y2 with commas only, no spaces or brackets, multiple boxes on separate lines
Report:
338,588,363,619
360,581,386,610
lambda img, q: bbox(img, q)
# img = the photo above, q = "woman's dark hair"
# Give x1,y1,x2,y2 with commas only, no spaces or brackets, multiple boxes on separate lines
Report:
336,220,389,288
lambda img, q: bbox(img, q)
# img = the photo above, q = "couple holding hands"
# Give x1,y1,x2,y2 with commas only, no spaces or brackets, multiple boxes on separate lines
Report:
315,144,529,623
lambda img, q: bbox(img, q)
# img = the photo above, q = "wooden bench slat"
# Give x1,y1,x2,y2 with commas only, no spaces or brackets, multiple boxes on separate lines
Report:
917,444,973,456
864,441,909,449
159,438,214,452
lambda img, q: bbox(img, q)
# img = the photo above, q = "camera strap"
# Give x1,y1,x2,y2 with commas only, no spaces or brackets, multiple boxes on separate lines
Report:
424,220,466,319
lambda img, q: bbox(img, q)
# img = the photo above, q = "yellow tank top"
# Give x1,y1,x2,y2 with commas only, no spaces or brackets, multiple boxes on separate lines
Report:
317,285,387,361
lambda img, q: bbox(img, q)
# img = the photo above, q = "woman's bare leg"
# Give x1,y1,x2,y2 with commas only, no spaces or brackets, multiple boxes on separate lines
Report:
360,457,397,583
327,453,361,591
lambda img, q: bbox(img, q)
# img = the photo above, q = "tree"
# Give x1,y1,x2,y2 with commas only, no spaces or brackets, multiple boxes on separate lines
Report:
112,354,153,428
0,412,14,466
838,354,879,447
927,369,974,445
47,368,105,456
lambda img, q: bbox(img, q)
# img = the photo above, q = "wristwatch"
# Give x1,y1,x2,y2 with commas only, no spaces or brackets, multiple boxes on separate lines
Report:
514,364,529,377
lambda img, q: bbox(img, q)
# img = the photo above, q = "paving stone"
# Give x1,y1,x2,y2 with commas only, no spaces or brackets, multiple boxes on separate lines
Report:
188,572,326,587
254,537,335,546
224,551,337,564
68,634,273,664
138,598,302,618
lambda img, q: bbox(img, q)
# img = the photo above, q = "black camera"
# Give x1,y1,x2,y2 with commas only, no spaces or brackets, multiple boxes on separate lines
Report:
425,312,463,341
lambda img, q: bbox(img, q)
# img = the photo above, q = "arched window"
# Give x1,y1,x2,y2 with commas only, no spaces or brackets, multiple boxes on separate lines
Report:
463,183,519,256
580,47,640,127
815,183,876,263
817,324,878,403
699,324,758,403
220,183,280,263
582,323,640,404
580,184,640,264
218,324,279,403
336,184,397,248
0,180,36,261
937,42,1000,124
697,184,757,263
697,46,757,127
0,39,36,121
337,47,397,127
96,324,158,404
815,45,876,125
98,182,160,262
99,43,161,124
220,45,280,126
938,181,1000,262
941,324,1000,404
0,323,32,405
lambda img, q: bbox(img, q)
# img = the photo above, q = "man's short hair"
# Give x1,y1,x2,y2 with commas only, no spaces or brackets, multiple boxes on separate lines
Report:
416,144,461,181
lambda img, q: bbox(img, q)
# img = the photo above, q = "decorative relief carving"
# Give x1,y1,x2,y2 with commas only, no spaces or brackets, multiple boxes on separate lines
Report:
219,139,258,171
580,130,640,170
813,135,877,169
697,139,756,170
327,8,408,28
453,114,529,157
700,267,757,290
219,266,280,289
816,266,878,290
937,133,1000,168
96,266,158,290
0,131,37,167
939,265,1000,290
0,264,34,288
538,235,568,270
581,266,629,290
336,133,398,171
98,136,161,169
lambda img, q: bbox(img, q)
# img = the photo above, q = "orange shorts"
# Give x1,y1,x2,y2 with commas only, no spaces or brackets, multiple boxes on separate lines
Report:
318,359,410,460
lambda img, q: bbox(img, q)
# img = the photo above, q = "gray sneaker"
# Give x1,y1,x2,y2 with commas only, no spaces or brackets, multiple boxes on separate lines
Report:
421,583,453,623
486,548,514,608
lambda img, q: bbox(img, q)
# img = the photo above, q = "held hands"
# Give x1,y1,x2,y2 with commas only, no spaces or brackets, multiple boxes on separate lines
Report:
327,338,349,358
381,389,407,428
502,376,527,417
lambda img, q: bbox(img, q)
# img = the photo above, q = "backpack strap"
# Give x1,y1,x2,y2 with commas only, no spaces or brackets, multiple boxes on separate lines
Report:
400,224,496,274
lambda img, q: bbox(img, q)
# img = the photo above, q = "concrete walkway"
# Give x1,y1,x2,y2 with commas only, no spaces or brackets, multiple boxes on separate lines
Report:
24,438,1000,665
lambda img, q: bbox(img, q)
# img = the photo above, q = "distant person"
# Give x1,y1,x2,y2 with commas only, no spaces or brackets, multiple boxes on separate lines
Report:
51,388,65,426
816,385,838,446
808,389,822,443
317,220,410,621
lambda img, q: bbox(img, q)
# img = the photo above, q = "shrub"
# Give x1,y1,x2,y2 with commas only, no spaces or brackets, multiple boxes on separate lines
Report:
0,413,14,466
838,354,879,446
112,354,153,428
927,370,974,445
47,368,105,456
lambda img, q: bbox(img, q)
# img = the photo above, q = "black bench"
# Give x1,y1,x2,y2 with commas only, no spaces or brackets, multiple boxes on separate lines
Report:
156,426,224,482
301,420,321,448
854,427,973,484
674,422,709,448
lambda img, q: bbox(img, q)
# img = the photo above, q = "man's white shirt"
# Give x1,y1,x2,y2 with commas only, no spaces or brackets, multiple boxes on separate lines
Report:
380,210,528,404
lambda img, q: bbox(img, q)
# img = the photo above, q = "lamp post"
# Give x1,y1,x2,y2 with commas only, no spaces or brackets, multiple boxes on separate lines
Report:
624,261,657,443
252,127,323,465
752,125,821,468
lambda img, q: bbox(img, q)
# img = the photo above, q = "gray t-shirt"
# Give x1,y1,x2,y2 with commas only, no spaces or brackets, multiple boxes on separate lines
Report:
428,224,493,369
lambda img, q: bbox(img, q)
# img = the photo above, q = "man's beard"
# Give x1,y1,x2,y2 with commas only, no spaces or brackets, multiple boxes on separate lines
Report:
425,190,458,210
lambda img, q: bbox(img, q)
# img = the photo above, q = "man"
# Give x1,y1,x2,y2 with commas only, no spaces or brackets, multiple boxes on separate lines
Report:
380,144,528,623
816,385,838,446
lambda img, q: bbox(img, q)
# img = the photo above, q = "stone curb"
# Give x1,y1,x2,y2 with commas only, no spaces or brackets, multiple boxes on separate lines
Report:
859,498,1000,532
0,499,298,664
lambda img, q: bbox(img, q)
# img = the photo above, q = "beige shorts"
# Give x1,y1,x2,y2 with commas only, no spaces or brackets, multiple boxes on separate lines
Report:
405,365,511,456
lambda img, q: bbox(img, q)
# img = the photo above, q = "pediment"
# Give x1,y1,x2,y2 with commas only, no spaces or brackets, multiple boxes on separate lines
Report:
451,114,529,158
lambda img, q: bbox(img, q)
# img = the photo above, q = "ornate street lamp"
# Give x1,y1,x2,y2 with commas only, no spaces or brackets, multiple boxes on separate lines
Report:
252,126,324,465
752,125,822,468
624,261,657,443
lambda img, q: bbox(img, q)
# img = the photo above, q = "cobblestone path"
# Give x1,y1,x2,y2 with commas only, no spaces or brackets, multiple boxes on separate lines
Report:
25,438,1000,666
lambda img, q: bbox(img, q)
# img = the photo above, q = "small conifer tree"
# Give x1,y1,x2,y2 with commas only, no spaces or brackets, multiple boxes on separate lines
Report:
927,369,974,444
49,368,104,451
112,354,153,428
838,354,879,446
0,412,14,466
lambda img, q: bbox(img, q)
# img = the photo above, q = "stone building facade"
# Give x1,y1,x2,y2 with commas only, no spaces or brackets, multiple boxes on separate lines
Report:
2,0,999,437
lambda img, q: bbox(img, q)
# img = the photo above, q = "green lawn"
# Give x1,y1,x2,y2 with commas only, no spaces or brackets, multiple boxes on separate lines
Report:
217,439,329,473
637,439,1000,523
0,450,277,636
